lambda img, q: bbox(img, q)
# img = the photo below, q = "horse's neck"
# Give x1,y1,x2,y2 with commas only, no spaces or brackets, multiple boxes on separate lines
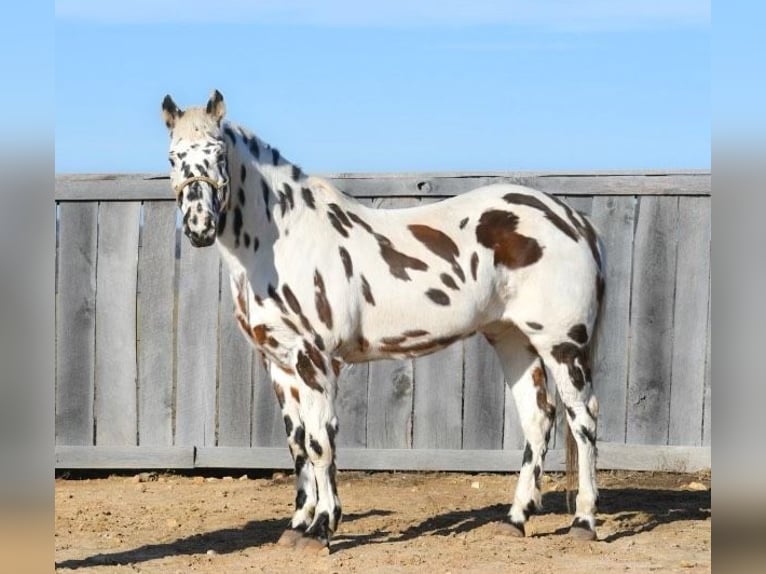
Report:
215,122,350,282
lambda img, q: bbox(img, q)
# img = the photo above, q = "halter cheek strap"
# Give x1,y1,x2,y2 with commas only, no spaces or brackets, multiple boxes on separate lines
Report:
174,175,230,209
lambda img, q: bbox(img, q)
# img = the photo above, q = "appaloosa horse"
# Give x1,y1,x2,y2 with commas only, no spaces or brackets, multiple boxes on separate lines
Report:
161,90,604,552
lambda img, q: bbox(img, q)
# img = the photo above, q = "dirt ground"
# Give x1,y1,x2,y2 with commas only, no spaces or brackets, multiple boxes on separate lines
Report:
55,470,710,573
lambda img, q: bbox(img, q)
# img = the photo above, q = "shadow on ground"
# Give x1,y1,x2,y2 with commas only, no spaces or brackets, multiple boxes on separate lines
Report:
55,510,390,570
56,488,710,568
334,487,711,550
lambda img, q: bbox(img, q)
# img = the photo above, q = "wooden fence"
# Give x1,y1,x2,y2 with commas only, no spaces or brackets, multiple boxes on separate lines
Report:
54,171,711,472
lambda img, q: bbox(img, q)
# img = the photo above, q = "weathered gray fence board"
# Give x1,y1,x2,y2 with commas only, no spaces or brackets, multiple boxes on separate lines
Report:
94,202,140,446
366,359,414,448
217,280,253,446
251,352,284,447
463,335,505,449
668,197,711,446
56,444,710,472
56,203,98,445
55,171,711,201
57,446,195,469
137,202,177,446
413,344,464,449
627,196,679,445
589,196,637,443
175,243,220,446
336,363,370,448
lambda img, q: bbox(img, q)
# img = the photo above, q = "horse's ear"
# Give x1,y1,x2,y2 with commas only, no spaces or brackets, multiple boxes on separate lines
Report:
206,90,226,123
162,95,182,130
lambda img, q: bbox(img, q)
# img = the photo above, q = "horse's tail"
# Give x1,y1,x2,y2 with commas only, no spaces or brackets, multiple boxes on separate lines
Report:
565,412,578,514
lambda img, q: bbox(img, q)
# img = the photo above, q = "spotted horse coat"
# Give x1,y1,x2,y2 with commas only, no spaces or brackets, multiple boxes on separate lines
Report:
161,90,606,552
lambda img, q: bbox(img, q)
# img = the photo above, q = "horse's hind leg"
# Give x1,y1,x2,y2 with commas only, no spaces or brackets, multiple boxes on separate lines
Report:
535,328,600,540
489,325,555,536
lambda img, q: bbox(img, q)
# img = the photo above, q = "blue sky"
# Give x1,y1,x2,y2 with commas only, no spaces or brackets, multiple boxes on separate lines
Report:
55,1,710,174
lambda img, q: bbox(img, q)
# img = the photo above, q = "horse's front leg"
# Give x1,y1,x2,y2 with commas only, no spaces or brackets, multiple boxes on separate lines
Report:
273,350,341,553
270,363,319,547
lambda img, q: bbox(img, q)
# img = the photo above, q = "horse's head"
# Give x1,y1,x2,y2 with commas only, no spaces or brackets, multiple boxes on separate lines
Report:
162,90,230,247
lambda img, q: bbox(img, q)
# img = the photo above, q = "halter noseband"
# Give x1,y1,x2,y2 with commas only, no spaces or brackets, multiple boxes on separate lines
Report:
174,175,230,209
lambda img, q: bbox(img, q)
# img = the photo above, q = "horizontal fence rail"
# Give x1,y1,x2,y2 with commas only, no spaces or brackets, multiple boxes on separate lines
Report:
54,171,711,471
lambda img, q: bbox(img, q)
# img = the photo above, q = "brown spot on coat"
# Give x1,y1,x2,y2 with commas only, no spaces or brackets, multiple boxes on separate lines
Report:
360,275,375,306
459,217,469,229
568,324,588,345
267,284,287,313
440,273,459,291
409,224,464,281
328,204,352,229
314,270,333,329
282,317,300,334
290,387,301,403
282,284,303,315
526,321,543,331
235,315,251,338
425,288,450,306
346,212,373,233
379,334,463,357
470,252,479,280
381,335,407,345
339,246,353,280
475,210,543,269
253,324,269,346
403,329,430,337
304,340,327,375
328,213,349,237
301,187,316,209
296,351,323,392
550,342,591,391
274,384,286,407
532,366,555,418
503,192,579,242
378,236,429,281
331,358,342,377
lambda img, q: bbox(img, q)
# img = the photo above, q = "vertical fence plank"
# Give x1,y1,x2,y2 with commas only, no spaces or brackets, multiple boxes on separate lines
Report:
218,278,253,446
367,359,414,448
589,195,637,443
413,344,464,449
668,197,711,445
251,351,285,447
627,196,679,445
463,335,505,449
336,364,370,447
94,202,141,445
56,203,98,445
175,241,220,446
137,202,176,446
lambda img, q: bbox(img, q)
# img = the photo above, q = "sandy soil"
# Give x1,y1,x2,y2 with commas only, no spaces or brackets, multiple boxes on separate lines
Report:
55,470,710,573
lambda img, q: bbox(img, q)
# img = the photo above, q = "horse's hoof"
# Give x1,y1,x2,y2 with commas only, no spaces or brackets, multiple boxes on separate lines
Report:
276,528,303,547
569,519,597,541
296,535,330,555
496,521,525,537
